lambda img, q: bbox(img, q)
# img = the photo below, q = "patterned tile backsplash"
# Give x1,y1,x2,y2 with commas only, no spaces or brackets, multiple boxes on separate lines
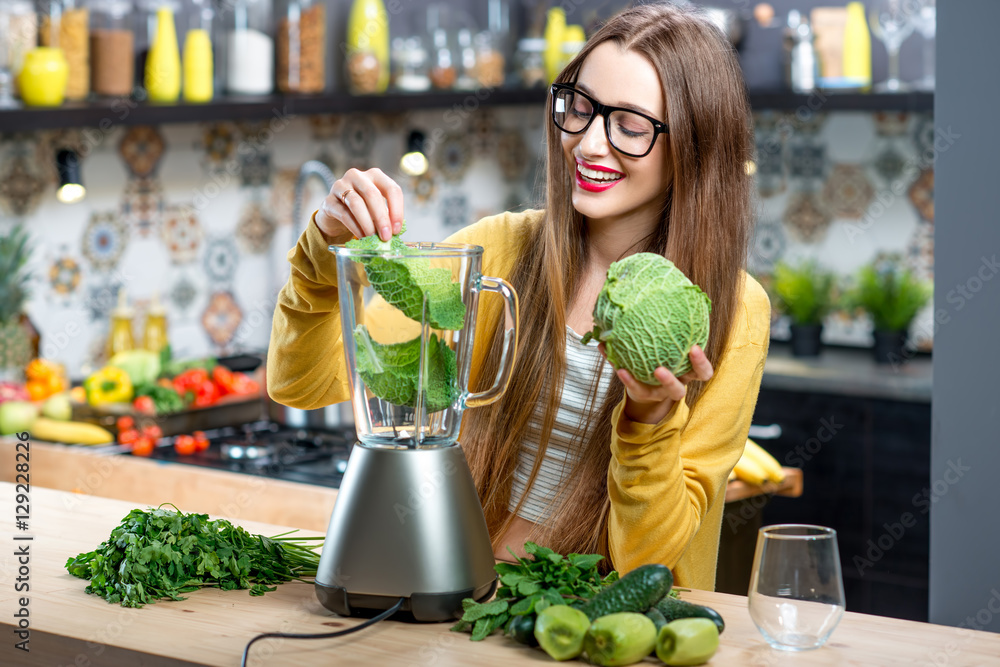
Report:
0,107,933,379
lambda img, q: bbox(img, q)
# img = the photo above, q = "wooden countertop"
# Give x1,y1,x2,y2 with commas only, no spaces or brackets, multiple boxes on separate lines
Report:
3,484,998,667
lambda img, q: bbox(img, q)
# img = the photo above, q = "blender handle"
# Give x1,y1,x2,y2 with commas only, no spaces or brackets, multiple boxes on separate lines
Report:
463,276,519,409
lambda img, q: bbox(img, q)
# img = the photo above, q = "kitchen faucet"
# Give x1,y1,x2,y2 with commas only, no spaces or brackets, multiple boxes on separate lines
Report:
290,159,336,242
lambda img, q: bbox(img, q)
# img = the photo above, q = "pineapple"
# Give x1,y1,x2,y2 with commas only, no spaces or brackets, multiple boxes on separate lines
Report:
0,225,34,380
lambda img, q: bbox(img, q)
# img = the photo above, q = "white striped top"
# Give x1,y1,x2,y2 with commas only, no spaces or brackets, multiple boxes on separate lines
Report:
508,327,613,523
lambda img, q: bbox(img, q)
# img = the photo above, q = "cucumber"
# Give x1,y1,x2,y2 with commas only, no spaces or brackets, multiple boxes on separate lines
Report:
509,614,538,646
577,564,673,621
584,612,657,666
645,607,668,633
655,596,725,635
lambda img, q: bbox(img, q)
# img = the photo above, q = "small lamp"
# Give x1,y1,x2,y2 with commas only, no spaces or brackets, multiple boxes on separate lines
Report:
399,130,429,177
56,149,86,203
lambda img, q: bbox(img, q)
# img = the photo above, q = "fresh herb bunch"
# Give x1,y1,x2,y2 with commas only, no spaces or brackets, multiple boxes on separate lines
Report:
452,542,619,641
849,259,932,332
771,259,837,326
65,506,323,608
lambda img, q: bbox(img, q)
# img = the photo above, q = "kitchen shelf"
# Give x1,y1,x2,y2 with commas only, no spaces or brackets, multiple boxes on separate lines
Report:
0,88,932,132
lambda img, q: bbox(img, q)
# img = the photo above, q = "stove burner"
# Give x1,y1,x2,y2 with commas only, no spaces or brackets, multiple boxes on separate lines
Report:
139,420,356,489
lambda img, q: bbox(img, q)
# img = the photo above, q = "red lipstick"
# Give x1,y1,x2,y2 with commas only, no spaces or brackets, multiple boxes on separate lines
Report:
575,158,624,192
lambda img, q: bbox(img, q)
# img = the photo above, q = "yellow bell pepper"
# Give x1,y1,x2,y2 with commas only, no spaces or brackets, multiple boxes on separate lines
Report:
84,366,134,406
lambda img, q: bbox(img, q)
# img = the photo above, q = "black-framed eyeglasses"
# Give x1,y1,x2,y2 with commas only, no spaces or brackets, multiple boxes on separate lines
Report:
550,83,669,158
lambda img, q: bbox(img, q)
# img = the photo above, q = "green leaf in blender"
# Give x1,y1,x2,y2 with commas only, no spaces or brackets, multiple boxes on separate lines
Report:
345,224,466,331
353,324,459,412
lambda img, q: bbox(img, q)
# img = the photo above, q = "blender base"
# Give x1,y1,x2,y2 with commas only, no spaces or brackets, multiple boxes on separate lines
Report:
314,442,498,623
315,577,497,622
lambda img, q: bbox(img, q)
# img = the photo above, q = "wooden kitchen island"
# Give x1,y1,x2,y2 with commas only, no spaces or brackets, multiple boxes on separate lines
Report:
2,483,998,667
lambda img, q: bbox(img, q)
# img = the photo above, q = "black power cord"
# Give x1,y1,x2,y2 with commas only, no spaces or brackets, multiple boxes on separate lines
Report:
240,597,405,667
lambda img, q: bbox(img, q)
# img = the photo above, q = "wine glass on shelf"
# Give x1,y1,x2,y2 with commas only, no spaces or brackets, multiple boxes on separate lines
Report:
868,0,916,92
910,0,936,90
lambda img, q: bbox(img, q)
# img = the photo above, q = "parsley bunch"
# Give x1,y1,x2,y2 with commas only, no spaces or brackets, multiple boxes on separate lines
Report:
452,542,619,641
65,506,323,608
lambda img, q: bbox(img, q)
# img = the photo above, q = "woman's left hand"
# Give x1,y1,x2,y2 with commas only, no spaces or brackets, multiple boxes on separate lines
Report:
598,344,714,424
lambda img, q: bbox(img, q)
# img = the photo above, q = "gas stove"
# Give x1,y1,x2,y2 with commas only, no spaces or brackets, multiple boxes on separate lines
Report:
141,420,356,488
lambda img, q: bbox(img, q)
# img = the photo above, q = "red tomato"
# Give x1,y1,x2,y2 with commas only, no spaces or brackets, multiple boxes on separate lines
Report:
133,395,156,414
116,416,135,432
193,431,209,452
174,434,197,456
142,424,163,442
132,436,154,457
118,428,140,446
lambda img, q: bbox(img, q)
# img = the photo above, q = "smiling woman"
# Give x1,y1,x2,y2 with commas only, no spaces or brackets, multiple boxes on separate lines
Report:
267,2,770,591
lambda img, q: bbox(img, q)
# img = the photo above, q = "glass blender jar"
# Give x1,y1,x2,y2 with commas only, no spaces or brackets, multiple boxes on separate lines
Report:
315,241,518,620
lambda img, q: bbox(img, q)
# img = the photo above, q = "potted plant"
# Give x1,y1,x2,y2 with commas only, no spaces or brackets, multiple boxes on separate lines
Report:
772,259,836,357
0,225,36,382
848,258,932,365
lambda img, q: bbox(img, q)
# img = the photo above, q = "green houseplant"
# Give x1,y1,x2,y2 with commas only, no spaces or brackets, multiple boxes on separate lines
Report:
849,258,932,365
0,225,35,381
771,259,836,357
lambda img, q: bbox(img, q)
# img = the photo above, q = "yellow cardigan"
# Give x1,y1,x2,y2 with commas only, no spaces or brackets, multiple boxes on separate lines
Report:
268,209,771,591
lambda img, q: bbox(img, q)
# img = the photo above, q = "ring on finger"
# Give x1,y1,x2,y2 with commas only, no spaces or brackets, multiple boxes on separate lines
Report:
337,188,356,206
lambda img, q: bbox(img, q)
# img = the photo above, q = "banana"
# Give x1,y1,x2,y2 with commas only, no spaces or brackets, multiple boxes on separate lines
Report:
32,417,114,445
743,438,786,483
733,452,769,486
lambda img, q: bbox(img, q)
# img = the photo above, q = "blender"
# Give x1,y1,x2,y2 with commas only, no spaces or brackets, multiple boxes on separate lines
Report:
314,240,519,621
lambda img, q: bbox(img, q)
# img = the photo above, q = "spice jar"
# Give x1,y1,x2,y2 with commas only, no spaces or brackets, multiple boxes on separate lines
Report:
472,30,504,88
277,0,325,93
346,0,388,94
428,28,455,90
391,36,429,92
1,0,37,99
88,0,133,96
39,0,90,100
223,0,274,95
514,37,545,88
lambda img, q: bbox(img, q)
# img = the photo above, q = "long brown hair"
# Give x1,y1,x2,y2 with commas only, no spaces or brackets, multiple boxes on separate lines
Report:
462,3,754,564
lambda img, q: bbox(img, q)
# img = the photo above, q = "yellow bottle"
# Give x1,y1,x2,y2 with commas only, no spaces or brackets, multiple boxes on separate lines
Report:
183,28,213,102
142,293,170,354
108,290,135,358
544,7,566,84
842,2,871,91
346,0,389,93
559,24,586,72
145,7,181,102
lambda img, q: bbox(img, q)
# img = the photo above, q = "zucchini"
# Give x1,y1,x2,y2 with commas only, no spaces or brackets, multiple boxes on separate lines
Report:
577,564,673,621
655,596,725,635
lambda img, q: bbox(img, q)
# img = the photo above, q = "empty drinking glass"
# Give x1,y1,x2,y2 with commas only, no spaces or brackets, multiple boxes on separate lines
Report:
910,0,935,90
868,0,915,92
749,524,846,651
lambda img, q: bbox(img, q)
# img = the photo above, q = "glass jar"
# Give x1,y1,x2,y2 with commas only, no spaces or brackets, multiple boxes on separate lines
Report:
277,0,325,93
224,0,274,95
514,37,545,88
181,0,212,101
345,0,388,94
0,0,37,100
39,0,90,100
428,27,454,90
88,0,132,96
391,36,429,92
453,28,476,90
472,30,504,88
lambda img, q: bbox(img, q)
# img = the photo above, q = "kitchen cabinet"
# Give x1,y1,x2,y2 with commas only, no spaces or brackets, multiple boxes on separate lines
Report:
4,483,999,667
748,385,932,622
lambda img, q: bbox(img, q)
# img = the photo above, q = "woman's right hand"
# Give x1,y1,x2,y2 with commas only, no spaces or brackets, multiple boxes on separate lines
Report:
315,167,405,243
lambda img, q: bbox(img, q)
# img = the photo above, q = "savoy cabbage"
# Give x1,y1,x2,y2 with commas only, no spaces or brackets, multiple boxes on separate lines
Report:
582,253,711,383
